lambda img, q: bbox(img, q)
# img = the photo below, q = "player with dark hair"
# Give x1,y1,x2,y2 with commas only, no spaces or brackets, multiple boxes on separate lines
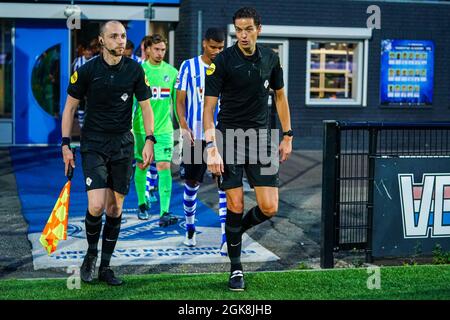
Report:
124,39,142,63
176,27,227,250
204,7,293,291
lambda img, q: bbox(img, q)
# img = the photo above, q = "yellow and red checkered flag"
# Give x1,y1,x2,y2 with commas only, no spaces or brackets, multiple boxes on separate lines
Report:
40,151,75,255
39,181,71,254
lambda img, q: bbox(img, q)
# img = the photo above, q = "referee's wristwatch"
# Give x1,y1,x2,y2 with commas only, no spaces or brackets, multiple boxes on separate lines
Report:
145,134,157,144
282,129,294,138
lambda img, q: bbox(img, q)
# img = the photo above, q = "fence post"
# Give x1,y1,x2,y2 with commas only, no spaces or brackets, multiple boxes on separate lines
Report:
366,127,378,263
321,121,339,268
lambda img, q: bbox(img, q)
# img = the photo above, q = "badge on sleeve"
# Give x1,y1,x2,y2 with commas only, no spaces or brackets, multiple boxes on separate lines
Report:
206,63,216,76
70,71,78,84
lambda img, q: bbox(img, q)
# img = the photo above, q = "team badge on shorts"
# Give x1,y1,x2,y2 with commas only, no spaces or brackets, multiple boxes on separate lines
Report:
206,63,216,76
121,93,129,101
70,71,78,84
264,80,269,89
86,177,92,186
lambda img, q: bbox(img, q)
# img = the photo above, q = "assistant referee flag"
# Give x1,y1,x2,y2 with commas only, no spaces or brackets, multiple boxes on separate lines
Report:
39,161,74,255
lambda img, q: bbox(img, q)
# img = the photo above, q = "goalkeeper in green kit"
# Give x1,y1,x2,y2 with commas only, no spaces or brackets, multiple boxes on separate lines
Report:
132,34,179,226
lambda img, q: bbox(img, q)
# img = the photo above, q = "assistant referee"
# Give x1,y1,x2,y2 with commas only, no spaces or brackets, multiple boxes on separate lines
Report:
61,20,156,286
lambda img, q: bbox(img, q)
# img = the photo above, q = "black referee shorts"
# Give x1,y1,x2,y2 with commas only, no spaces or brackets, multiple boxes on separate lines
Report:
180,140,208,183
218,130,280,191
80,131,134,195
219,163,279,191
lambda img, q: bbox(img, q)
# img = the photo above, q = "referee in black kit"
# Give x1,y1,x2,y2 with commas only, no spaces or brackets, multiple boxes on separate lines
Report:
204,7,293,291
61,21,156,286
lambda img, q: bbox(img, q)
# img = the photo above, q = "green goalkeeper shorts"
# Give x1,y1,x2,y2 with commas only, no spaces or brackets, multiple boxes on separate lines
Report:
134,132,174,163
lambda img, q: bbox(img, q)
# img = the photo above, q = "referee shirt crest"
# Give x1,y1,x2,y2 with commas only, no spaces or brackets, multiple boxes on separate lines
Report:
70,71,78,84
206,63,216,76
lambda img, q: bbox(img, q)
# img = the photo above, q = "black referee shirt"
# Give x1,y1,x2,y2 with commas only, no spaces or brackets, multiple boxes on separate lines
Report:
205,43,284,130
67,55,151,134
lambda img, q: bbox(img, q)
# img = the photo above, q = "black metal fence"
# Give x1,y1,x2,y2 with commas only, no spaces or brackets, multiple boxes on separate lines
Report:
320,121,450,268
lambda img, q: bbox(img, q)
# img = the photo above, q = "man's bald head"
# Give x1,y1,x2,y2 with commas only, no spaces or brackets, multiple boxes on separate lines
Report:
100,20,125,36
99,20,127,57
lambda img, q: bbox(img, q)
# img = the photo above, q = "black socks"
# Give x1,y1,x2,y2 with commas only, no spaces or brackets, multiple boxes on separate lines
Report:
241,206,271,233
85,208,122,269
85,210,102,256
226,206,274,273
225,209,243,272
100,215,122,269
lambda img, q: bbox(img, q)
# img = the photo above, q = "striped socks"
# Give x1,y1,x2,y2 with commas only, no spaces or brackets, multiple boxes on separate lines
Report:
145,162,158,200
183,186,227,244
184,183,199,236
145,170,151,201
218,190,227,243
77,109,85,128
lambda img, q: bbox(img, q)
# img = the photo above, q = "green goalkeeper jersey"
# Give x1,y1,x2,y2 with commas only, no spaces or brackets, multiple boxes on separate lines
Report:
133,60,178,135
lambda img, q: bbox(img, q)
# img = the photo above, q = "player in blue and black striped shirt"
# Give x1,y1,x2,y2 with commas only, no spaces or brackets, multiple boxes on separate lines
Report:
175,28,227,254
